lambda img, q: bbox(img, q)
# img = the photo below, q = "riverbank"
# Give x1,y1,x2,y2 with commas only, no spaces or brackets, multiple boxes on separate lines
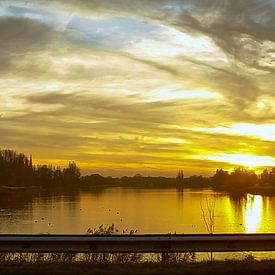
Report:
0,186,42,194
2,260,275,274
0,185,42,209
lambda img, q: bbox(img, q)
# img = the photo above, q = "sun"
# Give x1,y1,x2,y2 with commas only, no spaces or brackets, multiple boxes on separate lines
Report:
201,153,275,169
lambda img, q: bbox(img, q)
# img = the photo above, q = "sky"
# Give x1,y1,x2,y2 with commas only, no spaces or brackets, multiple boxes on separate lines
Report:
0,0,274,177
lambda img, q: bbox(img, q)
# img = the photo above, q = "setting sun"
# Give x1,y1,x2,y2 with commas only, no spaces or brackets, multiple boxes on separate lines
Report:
201,154,275,169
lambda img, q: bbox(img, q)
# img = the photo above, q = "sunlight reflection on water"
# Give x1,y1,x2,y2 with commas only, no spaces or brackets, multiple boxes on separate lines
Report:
244,194,263,233
1,188,275,260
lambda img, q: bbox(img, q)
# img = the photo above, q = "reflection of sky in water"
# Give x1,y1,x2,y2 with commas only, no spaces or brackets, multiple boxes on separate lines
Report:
0,189,275,235
1,189,275,260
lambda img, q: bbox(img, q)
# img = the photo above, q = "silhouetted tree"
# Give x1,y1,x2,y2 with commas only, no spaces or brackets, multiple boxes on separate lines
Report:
81,174,106,187
271,168,275,185
62,162,81,189
212,169,229,186
0,149,82,189
229,167,258,189
259,167,275,186
176,170,184,185
260,169,270,185
0,149,33,186
35,165,54,188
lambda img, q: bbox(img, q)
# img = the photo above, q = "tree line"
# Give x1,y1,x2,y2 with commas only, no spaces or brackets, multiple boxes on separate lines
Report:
0,149,80,189
211,167,275,191
1,149,275,193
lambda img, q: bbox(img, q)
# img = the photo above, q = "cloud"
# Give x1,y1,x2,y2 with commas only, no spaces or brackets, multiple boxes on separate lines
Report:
123,53,261,106
0,16,57,72
0,0,274,175
0,88,272,173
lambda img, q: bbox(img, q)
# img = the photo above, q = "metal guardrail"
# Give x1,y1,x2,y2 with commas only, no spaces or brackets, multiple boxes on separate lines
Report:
1,234,275,253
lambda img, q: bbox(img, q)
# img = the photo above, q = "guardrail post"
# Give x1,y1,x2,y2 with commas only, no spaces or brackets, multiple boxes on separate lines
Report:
161,252,169,264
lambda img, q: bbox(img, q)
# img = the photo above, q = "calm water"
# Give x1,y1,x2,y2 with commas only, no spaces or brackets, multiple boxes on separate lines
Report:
1,188,275,235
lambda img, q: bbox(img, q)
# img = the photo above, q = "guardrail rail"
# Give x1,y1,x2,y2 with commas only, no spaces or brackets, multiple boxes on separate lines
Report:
1,234,275,253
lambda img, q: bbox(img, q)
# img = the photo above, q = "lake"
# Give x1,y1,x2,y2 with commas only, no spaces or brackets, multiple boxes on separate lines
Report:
1,188,275,235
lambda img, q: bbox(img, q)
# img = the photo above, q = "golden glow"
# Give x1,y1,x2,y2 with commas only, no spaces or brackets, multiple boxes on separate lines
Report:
243,194,263,233
1,2,274,176
200,153,275,169
146,86,222,101
196,123,275,142
257,101,266,110
146,137,187,144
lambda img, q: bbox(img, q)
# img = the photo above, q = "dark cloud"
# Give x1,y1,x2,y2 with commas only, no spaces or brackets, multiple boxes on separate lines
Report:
3,1,275,91
10,0,275,72
0,16,57,73
0,17,54,49
22,89,234,127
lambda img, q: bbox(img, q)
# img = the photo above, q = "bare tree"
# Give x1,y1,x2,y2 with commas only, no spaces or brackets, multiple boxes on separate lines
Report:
200,198,216,261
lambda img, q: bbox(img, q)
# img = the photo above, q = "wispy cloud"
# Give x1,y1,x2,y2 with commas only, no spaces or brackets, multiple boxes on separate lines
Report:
0,0,274,175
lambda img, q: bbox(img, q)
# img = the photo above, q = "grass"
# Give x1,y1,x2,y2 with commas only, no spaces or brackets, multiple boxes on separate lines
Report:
2,260,275,275
0,252,196,265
